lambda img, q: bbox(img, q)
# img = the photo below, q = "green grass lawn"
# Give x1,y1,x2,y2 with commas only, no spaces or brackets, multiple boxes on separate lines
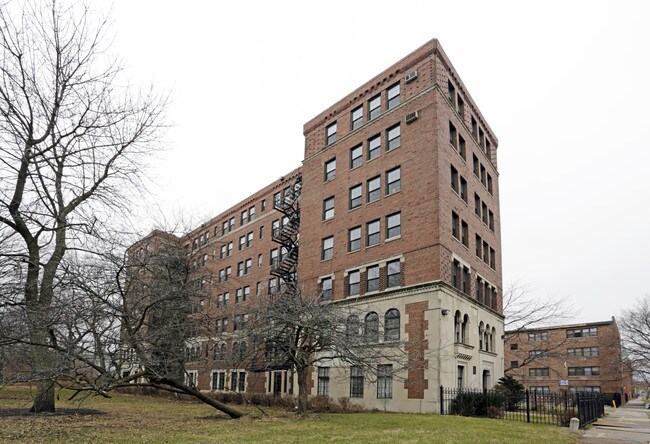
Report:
0,387,579,444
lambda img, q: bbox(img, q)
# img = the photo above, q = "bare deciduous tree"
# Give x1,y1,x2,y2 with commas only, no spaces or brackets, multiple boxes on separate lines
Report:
0,0,166,412
619,295,650,382
503,282,574,372
245,286,411,415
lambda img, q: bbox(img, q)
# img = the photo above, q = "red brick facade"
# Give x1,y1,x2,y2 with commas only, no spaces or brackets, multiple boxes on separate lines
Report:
505,319,633,402
129,39,505,411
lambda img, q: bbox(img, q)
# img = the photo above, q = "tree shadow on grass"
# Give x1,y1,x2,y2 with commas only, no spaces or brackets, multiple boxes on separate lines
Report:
0,408,106,417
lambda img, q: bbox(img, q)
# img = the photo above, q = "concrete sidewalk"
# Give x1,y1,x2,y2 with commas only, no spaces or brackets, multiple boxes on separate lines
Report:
581,398,650,443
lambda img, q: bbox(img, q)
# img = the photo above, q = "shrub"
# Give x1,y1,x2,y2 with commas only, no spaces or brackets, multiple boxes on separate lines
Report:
308,395,341,413
557,408,578,427
450,391,506,417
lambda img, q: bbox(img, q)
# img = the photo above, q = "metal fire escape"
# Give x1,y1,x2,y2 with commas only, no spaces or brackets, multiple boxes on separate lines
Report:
270,176,301,292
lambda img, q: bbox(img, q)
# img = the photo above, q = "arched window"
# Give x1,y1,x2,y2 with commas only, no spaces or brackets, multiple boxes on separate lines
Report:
462,314,469,344
490,327,496,352
220,343,226,360
364,312,379,343
484,324,491,352
346,315,360,341
232,342,239,360
454,311,462,343
384,309,400,341
240,341,247,360
478,322,485,350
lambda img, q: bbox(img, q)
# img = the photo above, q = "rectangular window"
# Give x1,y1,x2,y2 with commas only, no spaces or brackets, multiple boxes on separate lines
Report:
457,95,464,117
368,135,380,160
488,210,494,231
350,367,364,398
377,364,393,398
387,259,401,288
317,367,330,396
479,127,485,151
239,235,246,251
452,212,460,239
227,242,232,256
387,123,400,150
236,288,243,303
387,83,400,109
471,116,478,138
225,266,231,280
270,248,278,266
249,206,255,221
528,332,549,342
366,265,379,292
323,196,335,220
482,202,488,224
326,122,337,145
452,259,460,289
348,226,361,252
474,193,481,217
222,221,228,236
461,221,469,247
367,219,380,246
480,164,486,186
490,248,495,269
449,122,457,148
243,286,250,301
258,253,263,267
529,368,550,377
321,277,332,301
473,154,479,177
447,80,456,104
458,135,466,160
368,94,381,120
349,184,362,209
460,176,467,203
568,347,599,357
324,158,336,181
568,367,600,376
247,232,253,247
567,327,598,338
386,167,401,194
245,258,252,274
529,350,550,359
237,261,244,277
348,270,360,295
451,165,458,193
351,106,363,130
241,209,247,226
367,176,380,202
350,144,363,169
487,174,493,194
483,241,489,263
457,365,464,388
322,236,333,260
272,219,280,238
511,361,519,368
386,212,401,238
220,245,227,259
475,234,482,258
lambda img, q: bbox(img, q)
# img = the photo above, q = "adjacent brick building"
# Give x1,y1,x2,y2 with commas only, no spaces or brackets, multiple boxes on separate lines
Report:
130,38,504,413
505,319,633,404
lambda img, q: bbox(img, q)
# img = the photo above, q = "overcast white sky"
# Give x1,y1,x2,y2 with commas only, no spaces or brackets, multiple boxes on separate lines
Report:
110,0,650,324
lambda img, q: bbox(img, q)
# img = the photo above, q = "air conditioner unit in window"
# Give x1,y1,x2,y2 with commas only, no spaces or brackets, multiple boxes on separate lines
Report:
404,70,418,83
405,111,419,124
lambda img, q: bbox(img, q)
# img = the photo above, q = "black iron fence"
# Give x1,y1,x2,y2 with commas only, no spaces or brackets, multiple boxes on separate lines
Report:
439,386,604,428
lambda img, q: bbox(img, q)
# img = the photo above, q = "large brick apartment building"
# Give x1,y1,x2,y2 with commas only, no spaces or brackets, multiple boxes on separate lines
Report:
504,319,633,404
130,38,504,413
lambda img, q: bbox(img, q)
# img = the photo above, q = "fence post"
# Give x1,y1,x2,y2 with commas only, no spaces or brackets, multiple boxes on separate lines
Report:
525,389,530,423
440,385,444,415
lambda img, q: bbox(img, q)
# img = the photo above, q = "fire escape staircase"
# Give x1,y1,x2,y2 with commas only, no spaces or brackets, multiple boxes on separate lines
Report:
270,177,301,289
